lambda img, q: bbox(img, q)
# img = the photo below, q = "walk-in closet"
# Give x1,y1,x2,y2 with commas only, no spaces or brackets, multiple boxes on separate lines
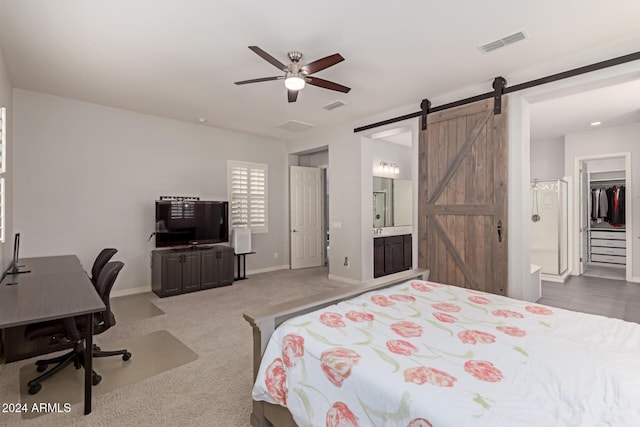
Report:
580,158,628,281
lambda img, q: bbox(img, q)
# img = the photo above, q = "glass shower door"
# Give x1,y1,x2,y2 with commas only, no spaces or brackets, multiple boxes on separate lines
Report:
530,180,568,276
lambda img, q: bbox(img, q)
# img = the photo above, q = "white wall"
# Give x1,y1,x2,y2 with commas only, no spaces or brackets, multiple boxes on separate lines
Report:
0,48,12,270
530,137,565,180
13,89,287,292
286,123,364,282
372,139,412,180
565,122,640,279
298,150,328,167
586,157,625,173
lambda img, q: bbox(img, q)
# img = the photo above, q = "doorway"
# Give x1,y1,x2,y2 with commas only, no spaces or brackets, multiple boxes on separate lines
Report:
528,75,640,288
575,154,631,281
289,149,329,269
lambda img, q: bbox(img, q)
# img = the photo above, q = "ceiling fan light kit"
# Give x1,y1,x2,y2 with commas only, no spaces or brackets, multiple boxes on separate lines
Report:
235,46,350,102
284,76,305,90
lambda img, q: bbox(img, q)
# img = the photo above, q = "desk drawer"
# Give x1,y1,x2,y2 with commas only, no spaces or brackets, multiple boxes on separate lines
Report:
590,230,625,240
591,246,626,256
591,238,626,248
591,254,626,264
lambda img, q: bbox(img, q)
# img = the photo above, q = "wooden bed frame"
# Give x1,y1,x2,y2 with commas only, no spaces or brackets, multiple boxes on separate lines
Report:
243,268,429,427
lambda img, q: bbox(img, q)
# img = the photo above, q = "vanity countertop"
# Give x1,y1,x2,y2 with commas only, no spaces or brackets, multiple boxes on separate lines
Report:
373,226,413,238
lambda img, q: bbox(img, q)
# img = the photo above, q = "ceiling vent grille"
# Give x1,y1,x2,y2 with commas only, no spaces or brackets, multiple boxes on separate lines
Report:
478,30,527,54
322,101,346,111
277,120,315,132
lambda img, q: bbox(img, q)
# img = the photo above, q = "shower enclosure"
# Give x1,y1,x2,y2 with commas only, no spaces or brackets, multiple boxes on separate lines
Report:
530,179,569,277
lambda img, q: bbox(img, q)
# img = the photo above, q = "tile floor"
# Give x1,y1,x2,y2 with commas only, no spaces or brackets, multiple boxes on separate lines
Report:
538,274,640,323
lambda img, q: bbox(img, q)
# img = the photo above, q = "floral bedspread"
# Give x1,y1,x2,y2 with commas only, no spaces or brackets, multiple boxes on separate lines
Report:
252,280,640,427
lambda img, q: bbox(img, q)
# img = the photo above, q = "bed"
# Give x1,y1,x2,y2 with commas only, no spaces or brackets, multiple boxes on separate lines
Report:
244,269,640,427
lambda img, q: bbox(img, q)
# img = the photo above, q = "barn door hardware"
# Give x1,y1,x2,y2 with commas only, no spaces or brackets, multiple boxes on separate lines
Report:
492,76,507,115
420,99,431,130
355,49,640,133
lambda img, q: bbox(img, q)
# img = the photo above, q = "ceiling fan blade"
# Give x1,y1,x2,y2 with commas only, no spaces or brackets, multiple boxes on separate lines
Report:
306,76,351,93
248,46,288,71
302,53,344,74
288,89,299,103
235,76,283,85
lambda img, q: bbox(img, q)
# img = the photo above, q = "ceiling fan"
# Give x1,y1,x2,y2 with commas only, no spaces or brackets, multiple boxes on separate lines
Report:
234,46,351,103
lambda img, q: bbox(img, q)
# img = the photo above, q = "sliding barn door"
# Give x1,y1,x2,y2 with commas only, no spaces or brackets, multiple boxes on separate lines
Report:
418,98,508,295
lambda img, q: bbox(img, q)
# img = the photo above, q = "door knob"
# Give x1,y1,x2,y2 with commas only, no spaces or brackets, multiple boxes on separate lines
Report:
292,229,298,233
497,220,503,243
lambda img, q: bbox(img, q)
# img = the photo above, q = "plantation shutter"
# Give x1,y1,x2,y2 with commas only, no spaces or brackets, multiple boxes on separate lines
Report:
228,161,268,233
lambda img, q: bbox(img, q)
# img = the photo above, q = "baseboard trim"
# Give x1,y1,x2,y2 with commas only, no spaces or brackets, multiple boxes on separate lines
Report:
327,274,361,284
631,276,640,283
111,265,290,297
247,264,290,275
112,285,151,298
540,272,570,283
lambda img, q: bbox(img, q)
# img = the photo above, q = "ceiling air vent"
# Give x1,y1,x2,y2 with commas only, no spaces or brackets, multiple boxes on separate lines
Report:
322,101,346,111
478,30,528,54
277,120,315,132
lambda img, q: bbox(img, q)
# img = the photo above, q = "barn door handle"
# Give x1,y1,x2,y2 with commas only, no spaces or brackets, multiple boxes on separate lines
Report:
497,220,503,243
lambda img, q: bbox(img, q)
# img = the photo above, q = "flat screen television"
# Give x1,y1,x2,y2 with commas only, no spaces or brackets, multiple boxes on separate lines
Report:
155,200,229,247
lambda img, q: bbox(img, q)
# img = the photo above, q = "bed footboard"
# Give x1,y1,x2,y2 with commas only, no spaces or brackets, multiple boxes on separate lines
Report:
243,268,429,427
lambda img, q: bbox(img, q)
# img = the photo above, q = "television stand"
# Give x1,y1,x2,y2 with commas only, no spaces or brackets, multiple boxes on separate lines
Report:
151,245,234,297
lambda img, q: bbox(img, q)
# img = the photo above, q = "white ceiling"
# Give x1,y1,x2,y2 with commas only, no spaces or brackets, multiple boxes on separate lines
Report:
1,1,640,141
530,78,640,142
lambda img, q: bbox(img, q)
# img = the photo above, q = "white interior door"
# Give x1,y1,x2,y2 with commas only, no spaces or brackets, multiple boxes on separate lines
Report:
580,162,589,274
290,166,323,269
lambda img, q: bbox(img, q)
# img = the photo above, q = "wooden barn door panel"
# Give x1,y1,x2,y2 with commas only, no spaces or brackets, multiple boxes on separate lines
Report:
418,98,508,295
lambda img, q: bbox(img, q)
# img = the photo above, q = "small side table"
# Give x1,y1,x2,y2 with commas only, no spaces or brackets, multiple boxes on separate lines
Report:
234,251,256,280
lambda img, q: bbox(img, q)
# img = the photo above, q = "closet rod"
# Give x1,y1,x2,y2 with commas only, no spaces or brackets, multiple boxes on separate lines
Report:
354,50,640,133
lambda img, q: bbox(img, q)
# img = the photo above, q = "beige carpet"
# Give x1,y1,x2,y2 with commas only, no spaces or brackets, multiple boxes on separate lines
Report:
18,330,198,420
0,266,347,426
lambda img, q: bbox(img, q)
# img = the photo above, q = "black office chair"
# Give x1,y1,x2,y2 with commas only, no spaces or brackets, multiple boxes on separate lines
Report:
90,248,117,285
25,261,131,395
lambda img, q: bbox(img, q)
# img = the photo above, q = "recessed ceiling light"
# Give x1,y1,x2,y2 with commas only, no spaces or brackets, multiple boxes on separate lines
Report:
197,117,207,123
590,121,601,126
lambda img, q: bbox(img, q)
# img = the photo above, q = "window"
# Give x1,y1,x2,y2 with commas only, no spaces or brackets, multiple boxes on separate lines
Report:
0,106,6,243
227,160,268,233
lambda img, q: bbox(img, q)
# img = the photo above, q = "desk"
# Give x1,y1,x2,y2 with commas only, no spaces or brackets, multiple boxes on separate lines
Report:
234,251,255,280
0,255,105,415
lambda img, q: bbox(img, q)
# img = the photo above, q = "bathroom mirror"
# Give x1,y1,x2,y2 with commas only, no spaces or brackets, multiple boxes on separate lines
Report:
373,177,412,227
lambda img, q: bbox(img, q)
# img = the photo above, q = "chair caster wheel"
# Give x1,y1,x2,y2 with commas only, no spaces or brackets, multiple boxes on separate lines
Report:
36,364,47,372
28,384,42,395
122,352,131,361
92,374,102,386
94,345,101,351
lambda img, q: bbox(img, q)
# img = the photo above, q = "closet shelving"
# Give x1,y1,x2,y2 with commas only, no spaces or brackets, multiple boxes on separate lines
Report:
588,170,626,268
